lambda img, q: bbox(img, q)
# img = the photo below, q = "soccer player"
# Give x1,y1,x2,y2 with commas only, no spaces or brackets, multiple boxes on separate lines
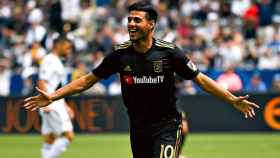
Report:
24,2,259,158
38,36,74,158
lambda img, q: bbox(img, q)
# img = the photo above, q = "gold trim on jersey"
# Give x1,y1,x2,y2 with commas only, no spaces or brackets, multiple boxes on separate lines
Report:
158,124,182,158
114,40,132,50
173,124,182,158
155,39,175,49
123,65,132,72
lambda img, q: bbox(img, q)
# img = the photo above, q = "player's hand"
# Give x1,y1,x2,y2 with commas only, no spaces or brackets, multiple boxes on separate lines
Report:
24,87,53,111
232,95,260,119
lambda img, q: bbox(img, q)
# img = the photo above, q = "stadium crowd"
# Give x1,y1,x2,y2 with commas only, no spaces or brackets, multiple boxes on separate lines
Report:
0,0,280,97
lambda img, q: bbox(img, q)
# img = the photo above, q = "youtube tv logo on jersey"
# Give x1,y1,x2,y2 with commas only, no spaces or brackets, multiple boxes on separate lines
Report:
122,75,164,85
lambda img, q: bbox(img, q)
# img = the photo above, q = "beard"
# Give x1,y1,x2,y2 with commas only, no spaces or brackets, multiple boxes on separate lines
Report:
129,29,148,42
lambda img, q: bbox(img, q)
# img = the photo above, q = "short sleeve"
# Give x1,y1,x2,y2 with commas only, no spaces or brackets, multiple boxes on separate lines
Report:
173,47,199,80
39,58,53,80
92,52,119,79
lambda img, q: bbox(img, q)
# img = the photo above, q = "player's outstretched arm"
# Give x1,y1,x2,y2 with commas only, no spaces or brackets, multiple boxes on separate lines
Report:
24,72,100,111
193,73,260,119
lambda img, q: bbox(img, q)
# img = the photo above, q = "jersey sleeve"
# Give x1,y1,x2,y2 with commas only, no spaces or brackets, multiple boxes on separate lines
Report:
173,47,199,80
39,57,54,81
92,52,119,79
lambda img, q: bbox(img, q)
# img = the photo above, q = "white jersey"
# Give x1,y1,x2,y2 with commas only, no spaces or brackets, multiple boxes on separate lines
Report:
39,53,67,111
39,53,73,135
39,53,67,94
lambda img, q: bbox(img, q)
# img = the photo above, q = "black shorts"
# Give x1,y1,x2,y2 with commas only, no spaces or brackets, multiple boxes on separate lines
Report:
130,123,182,158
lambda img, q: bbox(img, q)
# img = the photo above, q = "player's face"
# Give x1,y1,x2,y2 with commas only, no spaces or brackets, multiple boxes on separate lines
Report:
59,41,72,58
127,11,153,41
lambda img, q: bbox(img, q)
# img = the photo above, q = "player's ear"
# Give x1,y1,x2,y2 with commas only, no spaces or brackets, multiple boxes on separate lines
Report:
149,21,155,30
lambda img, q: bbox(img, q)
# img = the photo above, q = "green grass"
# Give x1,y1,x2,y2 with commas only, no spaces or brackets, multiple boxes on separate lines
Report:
0,133,279,158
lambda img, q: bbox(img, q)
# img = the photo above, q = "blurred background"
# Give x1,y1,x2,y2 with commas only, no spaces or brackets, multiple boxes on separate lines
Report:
0,0,279,158
0,0,280,96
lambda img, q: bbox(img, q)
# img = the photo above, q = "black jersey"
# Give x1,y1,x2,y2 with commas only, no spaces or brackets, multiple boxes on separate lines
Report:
92,39,199,131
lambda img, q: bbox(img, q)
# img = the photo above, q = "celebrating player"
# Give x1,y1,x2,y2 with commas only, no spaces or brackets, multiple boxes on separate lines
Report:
24,2,259,158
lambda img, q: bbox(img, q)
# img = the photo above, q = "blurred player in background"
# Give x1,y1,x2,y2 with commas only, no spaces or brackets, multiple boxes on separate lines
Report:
24,2,259,158
38,36,74,158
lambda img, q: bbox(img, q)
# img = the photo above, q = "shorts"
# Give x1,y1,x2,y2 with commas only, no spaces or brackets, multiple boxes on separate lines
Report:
40,100,73,135
130,123,182,158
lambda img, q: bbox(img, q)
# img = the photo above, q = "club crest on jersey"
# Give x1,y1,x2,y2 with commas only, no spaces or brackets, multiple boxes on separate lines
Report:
153,60,163,73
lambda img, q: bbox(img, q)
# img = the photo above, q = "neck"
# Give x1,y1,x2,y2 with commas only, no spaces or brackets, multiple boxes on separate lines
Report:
52,49,59,56
133,33,153,54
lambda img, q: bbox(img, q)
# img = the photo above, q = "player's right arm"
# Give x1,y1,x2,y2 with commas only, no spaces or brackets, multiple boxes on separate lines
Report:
24,72,100,111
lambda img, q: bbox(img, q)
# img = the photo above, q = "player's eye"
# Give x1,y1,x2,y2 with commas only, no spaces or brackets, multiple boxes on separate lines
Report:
128,17,132,23
134,17,142,23
127,17,142,24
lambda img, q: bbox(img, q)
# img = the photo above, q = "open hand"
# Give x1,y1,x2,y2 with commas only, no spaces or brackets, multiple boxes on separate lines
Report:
24,87,53,111
232,95,260,119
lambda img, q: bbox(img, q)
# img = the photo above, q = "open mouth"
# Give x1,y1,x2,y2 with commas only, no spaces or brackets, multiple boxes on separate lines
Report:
128,29,137,34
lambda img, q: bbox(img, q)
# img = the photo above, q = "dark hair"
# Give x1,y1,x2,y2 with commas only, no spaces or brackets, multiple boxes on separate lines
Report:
128,1,158,22
53,36,71,46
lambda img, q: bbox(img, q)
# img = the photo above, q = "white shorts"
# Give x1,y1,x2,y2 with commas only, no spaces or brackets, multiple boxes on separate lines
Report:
40,100,73,135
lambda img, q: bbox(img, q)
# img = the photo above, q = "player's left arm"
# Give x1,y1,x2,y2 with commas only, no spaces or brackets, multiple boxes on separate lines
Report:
193,73,260,118
172,46,259,118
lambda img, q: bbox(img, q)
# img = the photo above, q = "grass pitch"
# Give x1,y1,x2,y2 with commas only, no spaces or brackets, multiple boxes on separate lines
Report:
0,133,279,158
